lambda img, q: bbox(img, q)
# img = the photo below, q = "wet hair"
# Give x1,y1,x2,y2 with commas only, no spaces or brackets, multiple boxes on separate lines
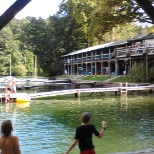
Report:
80,112,91,124
1,120,13,137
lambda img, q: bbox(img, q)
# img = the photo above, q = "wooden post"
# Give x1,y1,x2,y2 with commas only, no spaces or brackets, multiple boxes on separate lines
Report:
75,91,80,98
120,82,122,96
146,53,148,81
126,82,128,96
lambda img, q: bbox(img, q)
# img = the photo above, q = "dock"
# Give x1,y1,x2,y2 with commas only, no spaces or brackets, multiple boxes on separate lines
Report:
1,82,154,102
0,92,30,103
28,84,154,100
16,81,97,90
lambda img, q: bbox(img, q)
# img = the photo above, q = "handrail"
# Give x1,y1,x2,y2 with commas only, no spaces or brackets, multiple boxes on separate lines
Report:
62,44,154,64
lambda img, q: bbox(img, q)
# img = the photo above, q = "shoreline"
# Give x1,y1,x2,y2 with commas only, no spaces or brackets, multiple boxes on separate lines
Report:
110,150,154,154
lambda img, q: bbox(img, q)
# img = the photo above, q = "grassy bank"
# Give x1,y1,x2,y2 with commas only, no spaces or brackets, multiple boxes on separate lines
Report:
58,75,132,83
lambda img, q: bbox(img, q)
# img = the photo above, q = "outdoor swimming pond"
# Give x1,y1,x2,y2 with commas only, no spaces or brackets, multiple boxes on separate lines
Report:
0,95,154,154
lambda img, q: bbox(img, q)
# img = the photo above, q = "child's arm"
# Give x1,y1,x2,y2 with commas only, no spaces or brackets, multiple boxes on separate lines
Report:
14,137,21,154
98,121,107,139
64,139,78,154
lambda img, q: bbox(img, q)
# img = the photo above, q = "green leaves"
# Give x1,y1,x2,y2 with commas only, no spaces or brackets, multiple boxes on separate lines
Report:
0,0,153,77
129,62,146,82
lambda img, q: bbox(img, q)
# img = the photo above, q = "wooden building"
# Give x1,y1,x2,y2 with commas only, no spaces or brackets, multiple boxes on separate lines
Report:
61,33,154,77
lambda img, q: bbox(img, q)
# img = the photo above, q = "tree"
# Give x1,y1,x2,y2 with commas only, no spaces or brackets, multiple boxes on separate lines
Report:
60,0,154,44
0,26,22,75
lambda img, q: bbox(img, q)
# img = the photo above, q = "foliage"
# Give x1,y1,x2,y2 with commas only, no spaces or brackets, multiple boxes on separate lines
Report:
0,19,35,76
12,64,27,76
0,0,154,77
149,67,154,81
102,23,141,42
60,0,153,44
129,62,146,82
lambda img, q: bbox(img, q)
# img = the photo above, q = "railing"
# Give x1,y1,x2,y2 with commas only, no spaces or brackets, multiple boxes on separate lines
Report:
62,53,111,64
116,45,154,57
62,44,154,64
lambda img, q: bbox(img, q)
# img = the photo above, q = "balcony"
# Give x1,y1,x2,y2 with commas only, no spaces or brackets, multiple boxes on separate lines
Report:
116,45,154,57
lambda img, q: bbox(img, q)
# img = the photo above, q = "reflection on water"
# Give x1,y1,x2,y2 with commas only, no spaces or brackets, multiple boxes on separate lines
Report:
0,95,154,154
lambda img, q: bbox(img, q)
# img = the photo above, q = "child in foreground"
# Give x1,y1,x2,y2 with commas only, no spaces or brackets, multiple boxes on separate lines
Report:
64,112,107,154
0,120,21,154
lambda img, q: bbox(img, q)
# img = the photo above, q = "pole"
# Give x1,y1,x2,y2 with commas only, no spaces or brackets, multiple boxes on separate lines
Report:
9,54,11,76
34,55,37,78
0,0,32,30
135,0,154,24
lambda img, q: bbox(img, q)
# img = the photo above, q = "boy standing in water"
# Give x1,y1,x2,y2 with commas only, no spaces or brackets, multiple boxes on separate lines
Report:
0,120,21,154
11,77,17,94
64,112,107,154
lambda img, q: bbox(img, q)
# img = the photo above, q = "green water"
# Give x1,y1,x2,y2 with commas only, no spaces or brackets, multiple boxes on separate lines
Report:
0,95,154,154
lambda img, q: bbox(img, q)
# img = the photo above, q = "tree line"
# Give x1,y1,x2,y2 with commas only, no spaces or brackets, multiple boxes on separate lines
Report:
0,0,154,77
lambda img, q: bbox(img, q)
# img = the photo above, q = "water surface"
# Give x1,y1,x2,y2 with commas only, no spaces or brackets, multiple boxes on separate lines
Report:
0,95,154,154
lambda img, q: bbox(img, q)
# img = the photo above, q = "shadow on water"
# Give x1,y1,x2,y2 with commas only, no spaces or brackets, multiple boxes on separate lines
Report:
0,94,154,154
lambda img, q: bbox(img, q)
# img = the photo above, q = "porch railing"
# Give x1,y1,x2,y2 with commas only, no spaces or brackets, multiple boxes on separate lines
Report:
116,45,154,57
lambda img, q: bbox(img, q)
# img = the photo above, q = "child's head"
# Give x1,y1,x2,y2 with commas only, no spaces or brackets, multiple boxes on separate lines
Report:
80,112,91,124
1,120,13,137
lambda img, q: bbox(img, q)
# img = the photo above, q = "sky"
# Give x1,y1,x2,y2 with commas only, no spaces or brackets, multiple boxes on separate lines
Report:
0,0,63,19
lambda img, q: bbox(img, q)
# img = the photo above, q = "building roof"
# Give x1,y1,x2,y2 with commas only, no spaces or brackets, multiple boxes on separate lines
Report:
62,40,128,57
127,33,154,41
62,33,154,57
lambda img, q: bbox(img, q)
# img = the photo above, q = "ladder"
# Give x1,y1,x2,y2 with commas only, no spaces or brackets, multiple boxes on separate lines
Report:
120,82,128,96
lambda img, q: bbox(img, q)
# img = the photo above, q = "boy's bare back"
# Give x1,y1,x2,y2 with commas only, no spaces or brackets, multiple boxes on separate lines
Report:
0,134,20,154
0,120,21,154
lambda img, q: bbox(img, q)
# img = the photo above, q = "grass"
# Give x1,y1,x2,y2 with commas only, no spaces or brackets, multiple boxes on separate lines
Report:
81,75,112,81
58,75,113,81
58,75,72,79
111,76,132,82
58,75,133,83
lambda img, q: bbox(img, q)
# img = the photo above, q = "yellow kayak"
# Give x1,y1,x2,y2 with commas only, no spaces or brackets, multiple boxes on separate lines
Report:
16,97,30,103
16,102,30,108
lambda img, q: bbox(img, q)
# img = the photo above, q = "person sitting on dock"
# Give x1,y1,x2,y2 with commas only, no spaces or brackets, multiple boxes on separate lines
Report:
4,88,11,103
0,120,21,154
64,112,107,154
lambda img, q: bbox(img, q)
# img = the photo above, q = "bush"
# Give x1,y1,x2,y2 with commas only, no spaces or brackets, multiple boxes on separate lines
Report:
12,64,27,76
149,67,154,81
129,62,146,82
